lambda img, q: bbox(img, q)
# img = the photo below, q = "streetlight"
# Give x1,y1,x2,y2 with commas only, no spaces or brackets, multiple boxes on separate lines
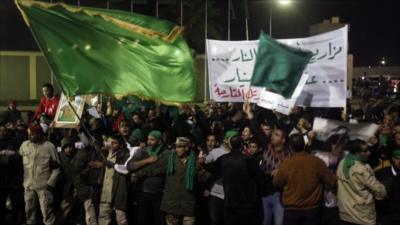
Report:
269,0,292,36
380,57,386,66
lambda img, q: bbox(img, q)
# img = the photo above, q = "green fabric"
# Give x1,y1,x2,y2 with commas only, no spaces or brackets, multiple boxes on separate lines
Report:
251,32,313,98
393,149,400,158
131,128,145,142
342,153,368,179
224,130,239,140
166,150,196,190
148,143,164,156
148,130,162,140
16,0,196,104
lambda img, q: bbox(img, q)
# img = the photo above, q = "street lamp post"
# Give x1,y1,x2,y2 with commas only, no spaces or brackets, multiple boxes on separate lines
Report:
269,0,292,36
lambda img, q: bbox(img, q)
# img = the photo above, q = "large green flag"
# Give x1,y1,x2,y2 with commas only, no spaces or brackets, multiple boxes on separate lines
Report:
16,0,196,104
251,32,312,98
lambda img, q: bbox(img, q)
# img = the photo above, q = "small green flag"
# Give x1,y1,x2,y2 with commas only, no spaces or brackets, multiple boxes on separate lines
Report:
250,32,312,98
16,0,196,104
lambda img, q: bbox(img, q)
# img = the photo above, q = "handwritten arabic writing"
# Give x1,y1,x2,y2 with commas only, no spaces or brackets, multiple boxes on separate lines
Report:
305,75,345,85
211,48,258,63
309,42,343,63
224,68,251,83
213,84,259,101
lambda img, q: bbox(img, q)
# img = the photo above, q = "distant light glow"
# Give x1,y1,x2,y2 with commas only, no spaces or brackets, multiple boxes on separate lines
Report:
278,0,291,6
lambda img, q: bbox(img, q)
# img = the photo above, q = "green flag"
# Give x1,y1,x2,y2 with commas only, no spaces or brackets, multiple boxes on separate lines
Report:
16,0,196,104
250,32,312,98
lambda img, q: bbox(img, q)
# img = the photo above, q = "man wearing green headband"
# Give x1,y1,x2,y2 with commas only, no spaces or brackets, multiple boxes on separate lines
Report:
201,130,237,225
337,139,386,225
375,149,400,225
136,136,210,225
135,129,167,225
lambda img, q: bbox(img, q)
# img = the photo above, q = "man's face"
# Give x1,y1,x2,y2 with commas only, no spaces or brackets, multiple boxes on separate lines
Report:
241,127,252,141
271,129,285,146
0,126,6,139
42,86,53,98
64,146,76,157
119,126,131,137
175,144,189,158
356,144,371,159
28,129,41,143
297,118,311,130
392,157,400,169
110,139,121,152
147,136,159,147
395,133,400,146
206,135,217,150
248,143,259,155
260,124,272,137
132,114,141,124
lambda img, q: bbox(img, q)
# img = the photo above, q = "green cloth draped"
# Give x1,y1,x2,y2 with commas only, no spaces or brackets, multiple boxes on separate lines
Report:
148,143,164,156
251,31,313,98
342,153,368,179
16,0,196,104
166,150,196,190
393,149,400,158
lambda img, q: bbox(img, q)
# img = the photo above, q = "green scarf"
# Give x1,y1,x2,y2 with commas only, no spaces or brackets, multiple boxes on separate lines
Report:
343,153,368,179
148,143,164,156
166,150,196,190
393,149,400,158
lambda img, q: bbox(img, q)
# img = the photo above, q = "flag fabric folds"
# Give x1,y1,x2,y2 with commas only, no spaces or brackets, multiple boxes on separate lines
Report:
250,32,312,98
16,0,197,104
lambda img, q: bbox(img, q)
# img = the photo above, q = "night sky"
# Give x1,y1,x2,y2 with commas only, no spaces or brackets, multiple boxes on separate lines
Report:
1,0,399,66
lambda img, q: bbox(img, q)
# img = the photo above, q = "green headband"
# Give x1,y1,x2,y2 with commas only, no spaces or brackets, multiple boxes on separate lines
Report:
393,149,400,158
224,130,239,140
148,130,162,140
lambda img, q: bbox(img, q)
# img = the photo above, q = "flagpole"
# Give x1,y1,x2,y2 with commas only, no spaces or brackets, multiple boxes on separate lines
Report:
156,0,159,18
180,0,183,26
244,0,249,40
107,0,110,9
228,0,231,40
204,0,208,102
77,0,80,7
130,0,134,13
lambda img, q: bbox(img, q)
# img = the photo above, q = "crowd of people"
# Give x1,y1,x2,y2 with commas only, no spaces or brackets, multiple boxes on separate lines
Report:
0,82,399,225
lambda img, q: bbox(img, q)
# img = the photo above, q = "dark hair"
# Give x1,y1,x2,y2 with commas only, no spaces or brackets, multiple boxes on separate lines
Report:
248,137,259,146
42,83,54,92
229,135,243,151
110,134,125,145
288,133,305,152
348,139,368,154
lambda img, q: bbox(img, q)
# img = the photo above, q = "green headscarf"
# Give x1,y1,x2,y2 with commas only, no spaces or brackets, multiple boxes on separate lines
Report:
148,130,162,140
342,153,368,179
130,128,145,142
392,149,400,158
224,130,239,140
147,130,164,156
166,150,196,191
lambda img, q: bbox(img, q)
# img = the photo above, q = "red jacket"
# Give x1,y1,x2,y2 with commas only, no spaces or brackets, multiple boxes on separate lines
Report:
33,95,60,120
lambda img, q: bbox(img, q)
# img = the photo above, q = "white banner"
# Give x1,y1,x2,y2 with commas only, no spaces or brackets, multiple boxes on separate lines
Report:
312,117,379,142
257,73,309,115
207,26,348,107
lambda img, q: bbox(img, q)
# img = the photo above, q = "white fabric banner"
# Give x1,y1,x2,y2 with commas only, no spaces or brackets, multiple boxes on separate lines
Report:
257,73,309,115
312,117,379,142
207,26,348,107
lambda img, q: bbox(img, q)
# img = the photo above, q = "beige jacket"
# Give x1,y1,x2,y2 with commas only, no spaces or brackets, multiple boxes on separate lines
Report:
19,140,61,190
337,159,386,225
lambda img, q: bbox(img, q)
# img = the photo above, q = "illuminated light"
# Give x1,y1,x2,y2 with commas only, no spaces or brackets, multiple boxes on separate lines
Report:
278,0,291,6
85,44,91,51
